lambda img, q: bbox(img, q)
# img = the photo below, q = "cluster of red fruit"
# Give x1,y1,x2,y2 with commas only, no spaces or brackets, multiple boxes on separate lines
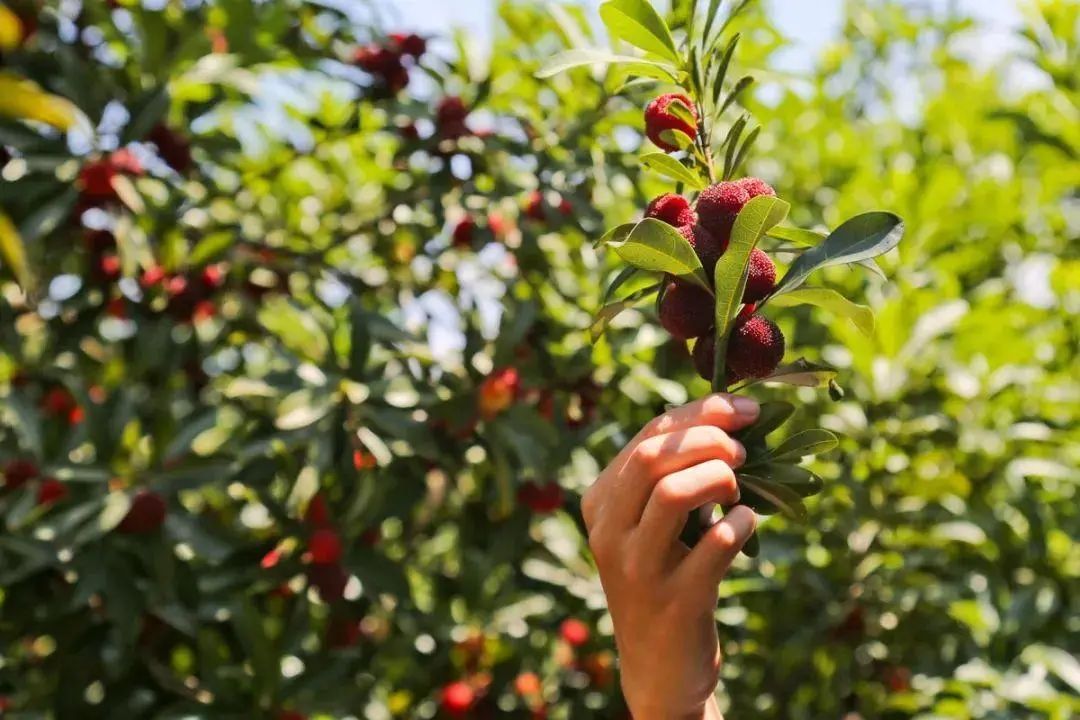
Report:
643,93,785,385
1,458,66,507
352,32,426,96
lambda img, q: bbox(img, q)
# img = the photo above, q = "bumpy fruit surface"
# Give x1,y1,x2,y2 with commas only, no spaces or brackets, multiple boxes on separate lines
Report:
743,248,777,303
117,489,167,534
658,279,714,340
696,180,749,240
389,32,426,58
644,93,698,153
517,481,564,514
678,223,726,278
727,314,785,379
645,193,696,227
738,176,776,200
452,218,475,248
691,333,745,385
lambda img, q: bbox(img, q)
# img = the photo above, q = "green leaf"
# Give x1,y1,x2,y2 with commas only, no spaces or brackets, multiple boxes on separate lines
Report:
590,281,661,341
754,463,824,497
536,48,676,79
603,219,711,290
602,265,644,305
710,33,740,108
736,401,796,445
640,153,707,189
769,429,839,462
122,85,170,145
257,296,329,363
721,114,748,179
767,226,886,279
741,358,838,388
598,0,680,65
701,0,725,48
0,209,31,289
773,212,904,295
711,195,790,390
738,472,807,522
719,75,755,117
766,287,875,335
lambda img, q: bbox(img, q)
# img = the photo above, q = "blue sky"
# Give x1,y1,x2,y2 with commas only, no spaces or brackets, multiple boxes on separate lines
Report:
385,0,1023,71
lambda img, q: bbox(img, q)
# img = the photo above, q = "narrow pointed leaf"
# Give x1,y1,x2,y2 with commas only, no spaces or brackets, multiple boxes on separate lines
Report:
735,401,796,445
599,0,680,64
604,218,711,290
739,358,838,388
590,282,662,340
738,472,808,522
766,287,875,336
711,33,740,107
769,429,839,462
0,210,31,289
640,153,706,189
0,73,84,131
768,225,886,278
536,48,676,79
773,212,904,295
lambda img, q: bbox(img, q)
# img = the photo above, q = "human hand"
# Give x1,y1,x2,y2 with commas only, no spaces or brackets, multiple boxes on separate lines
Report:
581,393,760,720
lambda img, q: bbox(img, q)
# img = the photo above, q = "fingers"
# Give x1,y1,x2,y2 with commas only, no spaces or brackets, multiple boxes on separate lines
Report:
610,426,744,529
678,505,756,594
637,460,740,549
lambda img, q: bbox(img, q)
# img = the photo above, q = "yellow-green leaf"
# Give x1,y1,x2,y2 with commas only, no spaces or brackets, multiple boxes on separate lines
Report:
0,210,31,288
0,72,83,130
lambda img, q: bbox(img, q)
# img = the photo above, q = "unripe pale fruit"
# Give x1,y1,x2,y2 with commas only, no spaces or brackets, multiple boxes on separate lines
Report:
658,279,714,340
117,489,167,534
727,314,785,379
743,248,777,303
696,180,749,240
644,93,698,153
645,193,696,227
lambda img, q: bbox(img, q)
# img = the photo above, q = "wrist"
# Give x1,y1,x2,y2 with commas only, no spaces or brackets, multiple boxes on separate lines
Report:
627,696,722,720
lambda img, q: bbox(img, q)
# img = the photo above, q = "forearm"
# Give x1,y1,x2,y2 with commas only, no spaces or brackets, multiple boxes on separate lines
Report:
630,696,724,720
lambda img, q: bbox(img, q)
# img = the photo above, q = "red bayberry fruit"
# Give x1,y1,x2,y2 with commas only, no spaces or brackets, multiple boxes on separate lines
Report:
478,367,520,420
644,93,698,153
436,96,470,139
737,176,776,200
677,223,725,278
37,478,68,506
192,300,216,323
147,123,192,173
352,45,401,75
517,481,564,514
307,562,348,602
326,615,362,649
117,489,167,534
389,32,426,58
743,248,776,303
3,458,39,489
441,681,475,717
452,218,475,248
41,387,80,423
692,333,740,384
105,296,127,319
309,528,343,565
261,545,285,569
696,181,750,241
645,193,696,227
306,493,330,527
140,265,166,288
95,252,122,283
559,618,590,647
277,711,306,720
726,314,785,379
487,212,507,237
524,191,546,221
109,148,144,176
658,279,714,340
514,672,542,697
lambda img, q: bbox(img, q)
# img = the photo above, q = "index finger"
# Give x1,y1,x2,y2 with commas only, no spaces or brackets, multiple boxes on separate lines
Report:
611,394,760,472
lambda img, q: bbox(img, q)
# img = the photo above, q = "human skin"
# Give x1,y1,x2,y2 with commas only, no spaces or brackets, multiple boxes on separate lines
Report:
581,393,760,720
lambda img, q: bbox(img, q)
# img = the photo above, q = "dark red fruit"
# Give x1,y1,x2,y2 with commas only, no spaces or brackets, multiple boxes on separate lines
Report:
307,562,348,602
441,681,475,717
726,314,785,380
452,218,475,248
696,181,749,241
309,528,343,565
353,45,401,75
559,618,590,647
42,387,82,424
117,489,167,534
517,481,564,514
436,96,470,139
658,279,714,340
3,458,39,489
37,478,68,506
644,93,698,153
147,124,192,173
306,493,330,527
677,223,725,278
743,248,776,303
692,333,715,381
645,193,696,227
389,33,426,58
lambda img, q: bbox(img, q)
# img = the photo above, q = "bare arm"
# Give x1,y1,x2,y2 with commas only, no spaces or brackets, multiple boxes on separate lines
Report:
581,393,758,720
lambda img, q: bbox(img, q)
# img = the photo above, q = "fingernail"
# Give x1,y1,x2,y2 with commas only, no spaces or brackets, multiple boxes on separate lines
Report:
731,395,759,419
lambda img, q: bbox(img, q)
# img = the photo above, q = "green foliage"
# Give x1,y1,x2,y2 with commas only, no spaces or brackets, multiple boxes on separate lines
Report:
0,1,1076,719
